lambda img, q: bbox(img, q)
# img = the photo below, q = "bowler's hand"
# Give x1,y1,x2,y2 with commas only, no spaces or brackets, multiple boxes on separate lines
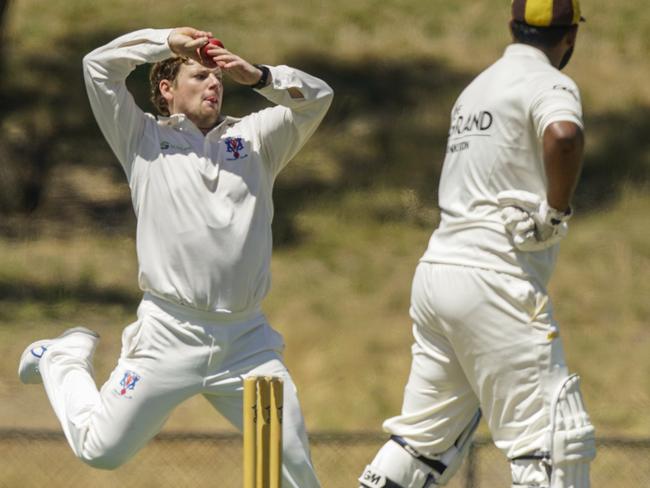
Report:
203,44,269,86
168,27,213,61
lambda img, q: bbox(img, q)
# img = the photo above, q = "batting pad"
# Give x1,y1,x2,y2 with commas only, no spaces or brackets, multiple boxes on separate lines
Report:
549,374,596,488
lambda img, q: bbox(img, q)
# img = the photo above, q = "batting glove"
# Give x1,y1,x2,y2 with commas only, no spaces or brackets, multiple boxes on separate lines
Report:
497,190,572,252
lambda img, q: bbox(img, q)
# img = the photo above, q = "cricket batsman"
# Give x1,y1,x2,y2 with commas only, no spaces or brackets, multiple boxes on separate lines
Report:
18,26,332,487
359,1,595,487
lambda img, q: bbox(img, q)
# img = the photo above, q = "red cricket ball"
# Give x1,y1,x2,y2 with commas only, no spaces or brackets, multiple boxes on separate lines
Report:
198,38,225,67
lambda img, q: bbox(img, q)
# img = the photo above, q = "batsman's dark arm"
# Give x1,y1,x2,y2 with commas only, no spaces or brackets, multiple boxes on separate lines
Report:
543,121,584,212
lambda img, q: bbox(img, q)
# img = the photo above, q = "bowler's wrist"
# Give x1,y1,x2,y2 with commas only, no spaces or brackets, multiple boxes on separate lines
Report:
250,64,271,89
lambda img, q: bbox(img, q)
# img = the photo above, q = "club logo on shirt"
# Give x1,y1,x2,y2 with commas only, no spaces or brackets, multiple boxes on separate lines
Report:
224,137,249,160
114,370,141,399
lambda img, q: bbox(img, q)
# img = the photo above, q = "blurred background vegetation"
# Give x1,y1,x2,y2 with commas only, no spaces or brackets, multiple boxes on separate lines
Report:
0,0,648,446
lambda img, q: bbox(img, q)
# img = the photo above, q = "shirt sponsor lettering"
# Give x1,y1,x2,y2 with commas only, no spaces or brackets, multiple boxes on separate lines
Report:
160,140,192,152
447,141,470,154
552,84,579,101
448,104,494,138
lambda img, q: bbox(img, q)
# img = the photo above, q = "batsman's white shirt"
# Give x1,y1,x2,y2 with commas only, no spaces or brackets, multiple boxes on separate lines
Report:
422,43,583,286
84,28,333,314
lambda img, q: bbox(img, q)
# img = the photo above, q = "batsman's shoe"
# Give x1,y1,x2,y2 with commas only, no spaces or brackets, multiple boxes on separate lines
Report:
18,327,99,384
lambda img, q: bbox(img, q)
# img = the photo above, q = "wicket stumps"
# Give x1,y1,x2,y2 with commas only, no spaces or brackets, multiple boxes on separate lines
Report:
243,376,284,488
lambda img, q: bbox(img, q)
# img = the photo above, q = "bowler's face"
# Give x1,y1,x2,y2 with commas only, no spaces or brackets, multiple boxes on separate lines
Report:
166,60,223,130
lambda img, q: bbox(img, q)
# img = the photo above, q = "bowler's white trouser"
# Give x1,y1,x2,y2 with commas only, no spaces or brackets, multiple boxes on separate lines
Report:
39,293,320,488
383,262,575,482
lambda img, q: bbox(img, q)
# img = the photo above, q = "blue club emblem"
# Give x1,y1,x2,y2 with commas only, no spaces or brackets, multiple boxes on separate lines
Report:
224,137,247,160
119,370,141,396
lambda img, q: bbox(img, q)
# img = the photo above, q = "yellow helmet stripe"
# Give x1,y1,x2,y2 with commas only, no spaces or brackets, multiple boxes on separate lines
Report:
525,0,554,27
571,0,582,24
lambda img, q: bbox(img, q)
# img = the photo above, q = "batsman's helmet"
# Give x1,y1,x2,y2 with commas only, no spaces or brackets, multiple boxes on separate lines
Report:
511,0,585,27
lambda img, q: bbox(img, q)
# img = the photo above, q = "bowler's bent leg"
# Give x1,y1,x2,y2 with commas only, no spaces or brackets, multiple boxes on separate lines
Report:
40,319,199,469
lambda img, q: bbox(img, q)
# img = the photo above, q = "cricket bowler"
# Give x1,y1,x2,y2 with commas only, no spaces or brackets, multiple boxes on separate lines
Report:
18,26,332,487
359,1,595,487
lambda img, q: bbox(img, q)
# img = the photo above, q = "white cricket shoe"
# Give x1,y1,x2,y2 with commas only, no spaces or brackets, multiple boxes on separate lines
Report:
18,327,100,384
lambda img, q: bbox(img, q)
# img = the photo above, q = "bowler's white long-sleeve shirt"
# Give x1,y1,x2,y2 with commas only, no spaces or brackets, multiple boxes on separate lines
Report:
83,29,333,314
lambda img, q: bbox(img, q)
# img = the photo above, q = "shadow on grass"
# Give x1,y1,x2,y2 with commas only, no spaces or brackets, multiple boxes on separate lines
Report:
0,279,139,308
575,107,650,209
1,30,648,246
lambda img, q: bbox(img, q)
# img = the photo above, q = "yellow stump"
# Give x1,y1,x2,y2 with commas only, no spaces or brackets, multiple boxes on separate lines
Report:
243,376,284,488
243,377,258,488
256,378,271,488
269,378,284,488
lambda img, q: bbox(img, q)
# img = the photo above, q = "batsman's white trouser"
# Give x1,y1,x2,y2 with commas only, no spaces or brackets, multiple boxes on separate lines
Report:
379,262,593,486
39,293,320,488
